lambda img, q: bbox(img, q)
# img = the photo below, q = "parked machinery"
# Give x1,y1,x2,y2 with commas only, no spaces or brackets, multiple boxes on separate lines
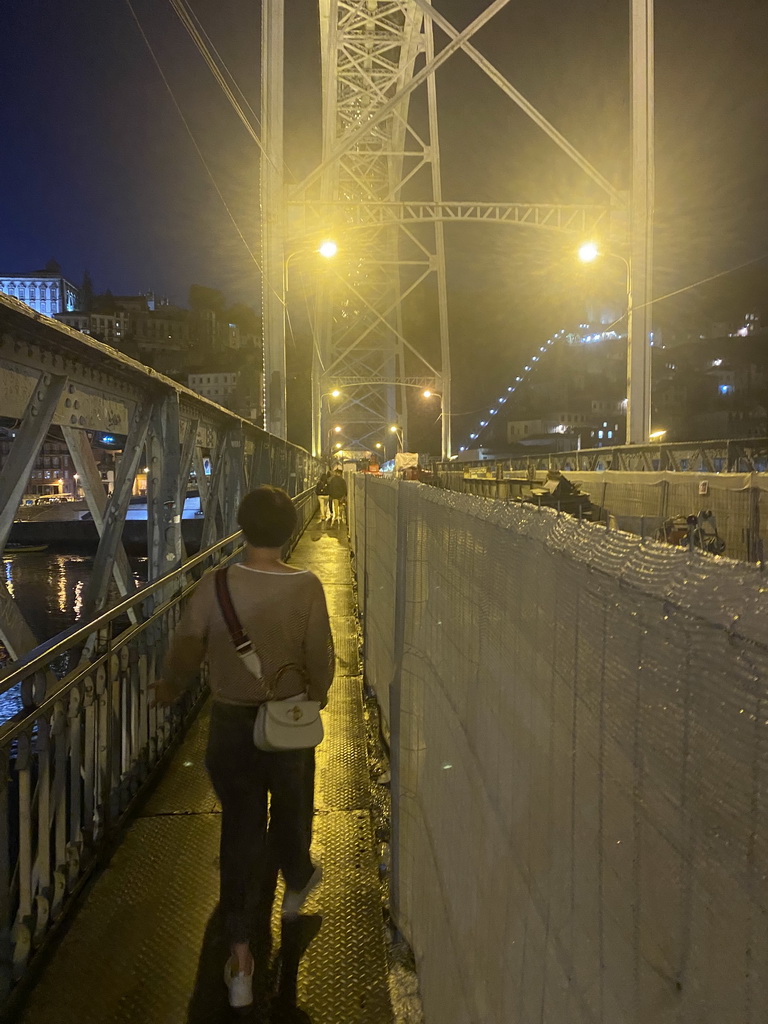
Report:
517,470,594,519
656,509,726,555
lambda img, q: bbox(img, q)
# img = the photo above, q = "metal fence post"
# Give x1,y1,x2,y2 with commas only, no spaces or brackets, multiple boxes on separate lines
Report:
747,477,761,563
389,480,409,928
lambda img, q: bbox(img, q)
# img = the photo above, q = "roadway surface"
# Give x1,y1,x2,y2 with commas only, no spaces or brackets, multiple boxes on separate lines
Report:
13,523,392,1023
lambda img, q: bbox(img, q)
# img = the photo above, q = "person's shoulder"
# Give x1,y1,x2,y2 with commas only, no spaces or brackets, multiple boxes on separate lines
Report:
295,569,325,594
194,571,218,599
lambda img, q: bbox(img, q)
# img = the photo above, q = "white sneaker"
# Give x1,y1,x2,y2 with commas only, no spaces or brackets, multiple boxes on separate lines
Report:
224,956,254,1008
281,862,323,918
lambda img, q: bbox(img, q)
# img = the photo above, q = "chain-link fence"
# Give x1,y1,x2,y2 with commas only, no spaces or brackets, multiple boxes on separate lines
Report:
434,468,767,563
350,476,768,1024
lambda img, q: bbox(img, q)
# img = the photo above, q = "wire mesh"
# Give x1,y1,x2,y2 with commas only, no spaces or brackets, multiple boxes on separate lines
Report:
350,477,768,1024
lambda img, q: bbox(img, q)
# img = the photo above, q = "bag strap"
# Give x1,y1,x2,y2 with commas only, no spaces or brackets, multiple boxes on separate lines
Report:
214,567,307,699
215,567,253,656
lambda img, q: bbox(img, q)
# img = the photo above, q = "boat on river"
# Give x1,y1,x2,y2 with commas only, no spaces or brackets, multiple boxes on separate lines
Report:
3,543,49,556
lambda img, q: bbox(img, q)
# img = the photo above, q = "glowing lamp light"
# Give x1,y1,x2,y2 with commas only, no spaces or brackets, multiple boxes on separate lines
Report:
649,429,667,440
335,442,342,449
331,389,341,398
470,433,478,439
318,240,338,259
334,425,342,433
480,421,488,427
389,425,399,433
422,389,432,398
375,443,383,449
579,242,600,262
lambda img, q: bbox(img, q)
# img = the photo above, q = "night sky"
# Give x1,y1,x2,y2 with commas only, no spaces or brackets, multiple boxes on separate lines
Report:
3,0,768,444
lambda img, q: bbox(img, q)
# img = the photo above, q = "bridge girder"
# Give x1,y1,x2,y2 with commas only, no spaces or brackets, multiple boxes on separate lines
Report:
0,296,316,661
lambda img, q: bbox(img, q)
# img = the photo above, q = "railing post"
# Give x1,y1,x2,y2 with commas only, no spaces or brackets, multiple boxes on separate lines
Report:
0,763,11,999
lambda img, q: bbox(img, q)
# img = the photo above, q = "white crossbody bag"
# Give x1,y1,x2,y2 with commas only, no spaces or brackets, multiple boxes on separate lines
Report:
214,567,324,753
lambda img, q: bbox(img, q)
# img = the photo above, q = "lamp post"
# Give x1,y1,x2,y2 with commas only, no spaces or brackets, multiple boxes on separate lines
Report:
284,240,337,294
326,424,344,456
389,425,404,453
578,242,649,445
284,241,337,454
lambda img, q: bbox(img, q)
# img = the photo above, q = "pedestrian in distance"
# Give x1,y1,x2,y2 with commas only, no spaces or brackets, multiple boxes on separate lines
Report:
315,470,331,521
151,486,335,1010
327,467,347,525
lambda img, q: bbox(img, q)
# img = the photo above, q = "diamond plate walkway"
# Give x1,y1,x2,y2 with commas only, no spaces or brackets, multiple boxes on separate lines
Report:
16,523,393,1024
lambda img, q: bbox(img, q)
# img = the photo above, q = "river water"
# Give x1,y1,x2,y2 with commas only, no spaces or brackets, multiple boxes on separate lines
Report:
1,551,147,721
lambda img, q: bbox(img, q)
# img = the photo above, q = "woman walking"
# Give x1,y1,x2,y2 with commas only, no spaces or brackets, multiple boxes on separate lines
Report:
154,486,335,1008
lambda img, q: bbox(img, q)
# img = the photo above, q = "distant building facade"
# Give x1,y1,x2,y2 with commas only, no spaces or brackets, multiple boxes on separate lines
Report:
188,372,238,409
0,260,80,315
55,310,130,347
0,429,76,497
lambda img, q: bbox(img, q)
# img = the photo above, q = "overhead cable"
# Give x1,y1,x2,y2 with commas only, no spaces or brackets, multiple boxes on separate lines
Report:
123,0,262,270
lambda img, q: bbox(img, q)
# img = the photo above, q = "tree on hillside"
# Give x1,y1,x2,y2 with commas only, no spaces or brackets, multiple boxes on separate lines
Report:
224,302,261,338
189,284,225,313
80,271,94,312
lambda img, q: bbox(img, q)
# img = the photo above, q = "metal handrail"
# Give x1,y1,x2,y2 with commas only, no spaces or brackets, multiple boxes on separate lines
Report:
439,436,768,474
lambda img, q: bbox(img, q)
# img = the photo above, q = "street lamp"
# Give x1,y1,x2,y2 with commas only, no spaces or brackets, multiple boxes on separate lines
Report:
578,242,648,444
285,240,337,292
326,425,344,455
389,425,403,452
578,241,600,264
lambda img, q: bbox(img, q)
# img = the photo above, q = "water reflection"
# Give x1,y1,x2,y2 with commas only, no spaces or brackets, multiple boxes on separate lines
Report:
0,551,147,721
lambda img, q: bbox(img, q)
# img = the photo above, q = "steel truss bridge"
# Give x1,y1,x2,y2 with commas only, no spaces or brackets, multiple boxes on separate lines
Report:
261,0,655,459
0,2,670,1016
0,295,315,664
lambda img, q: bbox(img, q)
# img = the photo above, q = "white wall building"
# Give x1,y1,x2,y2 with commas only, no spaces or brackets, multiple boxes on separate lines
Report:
188,372,238,409
0,260,80,316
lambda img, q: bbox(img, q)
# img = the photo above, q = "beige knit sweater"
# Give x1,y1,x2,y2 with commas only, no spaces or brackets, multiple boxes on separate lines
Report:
163,563,335,705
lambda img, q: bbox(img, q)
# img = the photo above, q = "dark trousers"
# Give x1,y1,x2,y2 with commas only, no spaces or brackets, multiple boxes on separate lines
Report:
205,702,316,945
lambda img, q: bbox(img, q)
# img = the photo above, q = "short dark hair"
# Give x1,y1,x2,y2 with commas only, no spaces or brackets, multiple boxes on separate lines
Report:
237,486,297,547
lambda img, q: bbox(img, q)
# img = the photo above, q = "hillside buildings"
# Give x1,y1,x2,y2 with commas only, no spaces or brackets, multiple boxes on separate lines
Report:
0,259,80,316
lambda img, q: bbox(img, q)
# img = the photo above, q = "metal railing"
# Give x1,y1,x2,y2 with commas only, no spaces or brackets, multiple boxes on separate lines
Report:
439,436,768,475
0,488,317,1004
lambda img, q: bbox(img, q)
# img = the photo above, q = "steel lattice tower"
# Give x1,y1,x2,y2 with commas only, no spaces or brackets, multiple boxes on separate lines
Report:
261,0,654,457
